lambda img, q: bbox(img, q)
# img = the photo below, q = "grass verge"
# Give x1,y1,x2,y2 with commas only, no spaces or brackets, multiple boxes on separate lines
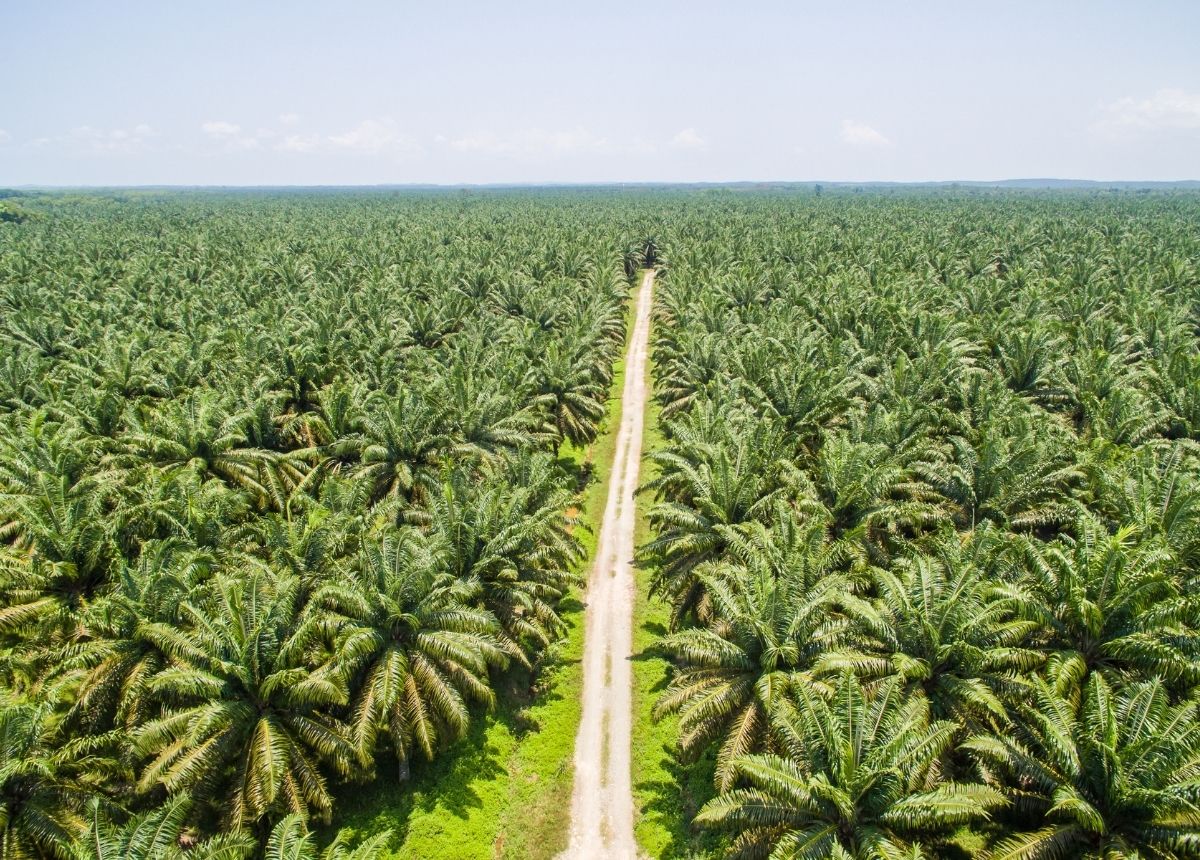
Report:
630,278,722,859
331,277,639,860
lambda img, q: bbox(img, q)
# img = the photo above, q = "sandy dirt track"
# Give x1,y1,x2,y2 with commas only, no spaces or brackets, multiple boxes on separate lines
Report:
561,269,655,859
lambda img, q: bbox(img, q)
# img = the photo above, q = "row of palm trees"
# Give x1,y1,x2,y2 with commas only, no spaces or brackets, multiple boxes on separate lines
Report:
0,192,655,857
640,193,1200,858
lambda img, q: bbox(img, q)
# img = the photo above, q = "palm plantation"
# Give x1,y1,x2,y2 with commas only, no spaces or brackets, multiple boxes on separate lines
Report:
640,192,1200,858
0,192,640,857
1,189,1199,858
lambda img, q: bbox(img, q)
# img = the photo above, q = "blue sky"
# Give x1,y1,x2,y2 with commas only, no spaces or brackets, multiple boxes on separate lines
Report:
2,1,1198,185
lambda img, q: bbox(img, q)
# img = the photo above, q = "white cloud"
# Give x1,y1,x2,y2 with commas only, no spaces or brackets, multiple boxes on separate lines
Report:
840,119,891,148
201,120,241,137
201,120,261,151
278,112,301,125
1095,88,1200,134
328,118,421,156
445,133,498,153
276,133,322,153
68,124,157,154
669,127,707,150
270,119,419,156
0,129,10,144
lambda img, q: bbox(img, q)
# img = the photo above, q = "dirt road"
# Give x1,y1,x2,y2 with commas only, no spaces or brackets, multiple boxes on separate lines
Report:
562,269,655,859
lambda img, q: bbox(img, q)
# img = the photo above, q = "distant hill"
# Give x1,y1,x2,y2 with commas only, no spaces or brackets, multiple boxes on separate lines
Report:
719,179,1200,190
958,178,1200,189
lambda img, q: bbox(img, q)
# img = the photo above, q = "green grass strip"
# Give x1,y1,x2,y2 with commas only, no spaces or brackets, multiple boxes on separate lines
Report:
630,291,722,860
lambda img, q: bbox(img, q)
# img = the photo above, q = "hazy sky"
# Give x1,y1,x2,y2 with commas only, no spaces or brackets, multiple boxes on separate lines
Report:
3,1,1198,185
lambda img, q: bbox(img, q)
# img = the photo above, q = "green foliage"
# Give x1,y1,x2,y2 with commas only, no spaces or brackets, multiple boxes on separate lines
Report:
0,201,32,224
74,797,255,860
4,188,1200,857
0,703,91,860
131,572,359,830
695,674,1005,858
0,191,642,855
638,190,1200,858
969,675,1200,859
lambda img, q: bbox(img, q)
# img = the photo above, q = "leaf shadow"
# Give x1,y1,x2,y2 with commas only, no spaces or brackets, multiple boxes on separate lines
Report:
634,742,724,859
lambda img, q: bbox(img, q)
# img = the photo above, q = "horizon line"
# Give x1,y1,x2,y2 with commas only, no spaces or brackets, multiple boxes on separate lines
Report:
4,177,1200,191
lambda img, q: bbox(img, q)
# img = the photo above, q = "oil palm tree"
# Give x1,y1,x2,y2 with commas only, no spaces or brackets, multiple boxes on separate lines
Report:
1081,441,1200,582
914,416,1082,531
352,388,458,507
116,393,285,510
817,529,1041,729
797,433,947,561
655,553,853,790
62,338,171,405
741,348,864,458
1001,511,1199,689
0,703,102,860
52,540,211,733
262,814,390,860
991,323,1064,401
0,473,122,679
428,461,583,654
653,330,733,420
969,674,1200,859
132,573,358,829
242,512,356,596
639,406,792,626
528,341,608,454
72,796,254,860
0,414,99,525
310,530,506,779
438,358,549,458
696,674,1004,858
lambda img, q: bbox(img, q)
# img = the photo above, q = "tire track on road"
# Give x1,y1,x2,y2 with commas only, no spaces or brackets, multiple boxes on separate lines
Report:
562,268,655,859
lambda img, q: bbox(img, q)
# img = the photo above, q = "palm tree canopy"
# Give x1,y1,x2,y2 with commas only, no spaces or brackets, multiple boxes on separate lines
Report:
969,674,1200,860
696,674,1005,859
